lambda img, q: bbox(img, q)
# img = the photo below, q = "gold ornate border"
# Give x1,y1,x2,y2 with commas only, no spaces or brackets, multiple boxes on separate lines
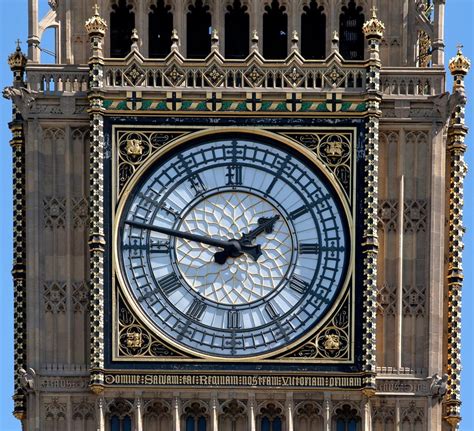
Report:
111,126,357,363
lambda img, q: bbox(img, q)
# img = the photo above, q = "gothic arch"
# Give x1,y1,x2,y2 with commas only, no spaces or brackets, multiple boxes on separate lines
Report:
332,402,361,431
339,0,365,60
372,403,395,431
257,401,285,431
187,0,212,58
263,0,288,59
143,399,172,430
294,401,324,431
400,402,424,431
220,399,247,431
149,0,173,58
182,400,209,431
110,0,135,58
225,0,250,59
107,398,134,431
301,0,326,59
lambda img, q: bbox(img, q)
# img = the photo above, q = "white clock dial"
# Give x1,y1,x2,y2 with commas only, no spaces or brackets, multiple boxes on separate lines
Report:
117,136,349,358
175,191,293,305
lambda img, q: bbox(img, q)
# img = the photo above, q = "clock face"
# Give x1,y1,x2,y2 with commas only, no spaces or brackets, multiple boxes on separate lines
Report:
116,136,349,358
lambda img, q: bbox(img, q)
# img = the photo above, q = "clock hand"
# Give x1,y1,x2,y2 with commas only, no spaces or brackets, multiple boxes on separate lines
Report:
213,215,279,264
126,220,261,264
239,215,280,244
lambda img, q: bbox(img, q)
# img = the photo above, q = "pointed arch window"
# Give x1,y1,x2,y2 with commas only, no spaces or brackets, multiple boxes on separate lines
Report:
225,0,250,59
339,0,365,60
149,0,173,58
110,415,132,431
301,0,326,59
263,0,288,59
261,416,282,431
187,0,212,58
334,405,361,431
259,403,283,431
110,0,135,58
185,415,207,431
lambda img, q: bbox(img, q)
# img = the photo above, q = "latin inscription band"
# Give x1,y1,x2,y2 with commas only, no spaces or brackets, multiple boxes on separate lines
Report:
104,373,362,389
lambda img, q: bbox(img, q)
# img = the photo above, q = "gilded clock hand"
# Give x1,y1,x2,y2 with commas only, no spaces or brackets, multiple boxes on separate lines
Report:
213,215,279,264
126,220,262,264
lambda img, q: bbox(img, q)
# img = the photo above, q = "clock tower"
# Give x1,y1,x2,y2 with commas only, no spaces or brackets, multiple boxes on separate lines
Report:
5,1,470,430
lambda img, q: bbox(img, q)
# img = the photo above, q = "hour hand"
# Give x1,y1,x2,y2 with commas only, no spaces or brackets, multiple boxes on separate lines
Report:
240,215,280,244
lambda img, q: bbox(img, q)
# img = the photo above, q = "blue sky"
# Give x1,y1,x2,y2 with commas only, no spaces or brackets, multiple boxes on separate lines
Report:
0,1,473,429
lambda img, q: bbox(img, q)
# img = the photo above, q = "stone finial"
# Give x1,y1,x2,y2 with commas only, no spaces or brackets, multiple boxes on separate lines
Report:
251,30,259,52
131,28,139,50
211,28,219,51
291,31,299,52
171,29,180,51
85,4,107,36
8,40,27,71
362,5,385,39
449,44,471,76
331,31,339,53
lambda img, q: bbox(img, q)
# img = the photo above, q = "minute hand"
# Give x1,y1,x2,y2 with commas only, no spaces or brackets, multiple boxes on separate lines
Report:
126,220,234,249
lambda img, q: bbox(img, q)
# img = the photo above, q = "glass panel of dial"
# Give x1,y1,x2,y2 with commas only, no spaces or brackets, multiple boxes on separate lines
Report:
119,138,348,357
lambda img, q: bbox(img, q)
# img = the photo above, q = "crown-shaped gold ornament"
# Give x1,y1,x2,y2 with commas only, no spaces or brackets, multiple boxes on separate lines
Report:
85,4,108,36
362,6,385,39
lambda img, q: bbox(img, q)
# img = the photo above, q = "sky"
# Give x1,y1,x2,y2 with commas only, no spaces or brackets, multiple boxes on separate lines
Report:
0,1,473,430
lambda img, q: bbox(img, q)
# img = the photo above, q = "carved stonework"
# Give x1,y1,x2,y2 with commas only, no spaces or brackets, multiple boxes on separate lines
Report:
183,400,209,418
295,401,322,419
377,199,427,233
44,398,67,421
401,402,424,426
221,400,246,420
144,400,171,418
259,402,284,420
404,199,427,232
377,283,396,316
72,282,90,313
403,284,426,317
108,398,134,418
72,399,95,421
372,401,395,426
72,197,89,228
43,282,67,313
378,200,398,231
43,197,66,229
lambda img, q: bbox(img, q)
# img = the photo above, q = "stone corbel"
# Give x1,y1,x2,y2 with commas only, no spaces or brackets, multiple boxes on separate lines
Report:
2,86,36,116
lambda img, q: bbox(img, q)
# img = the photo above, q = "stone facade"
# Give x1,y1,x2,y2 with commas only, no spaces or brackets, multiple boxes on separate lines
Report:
4,0,470,430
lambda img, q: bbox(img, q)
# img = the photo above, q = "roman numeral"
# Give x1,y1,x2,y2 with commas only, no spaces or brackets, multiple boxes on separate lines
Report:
265,303,279,320
298,242,320,254
289,205,309,220
289,275,309,294
227,310,241,329
186,299,207,321
149,239,170,254
226,165,243,186
160,203,180,220
158,273,181,295
188,173,206,195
